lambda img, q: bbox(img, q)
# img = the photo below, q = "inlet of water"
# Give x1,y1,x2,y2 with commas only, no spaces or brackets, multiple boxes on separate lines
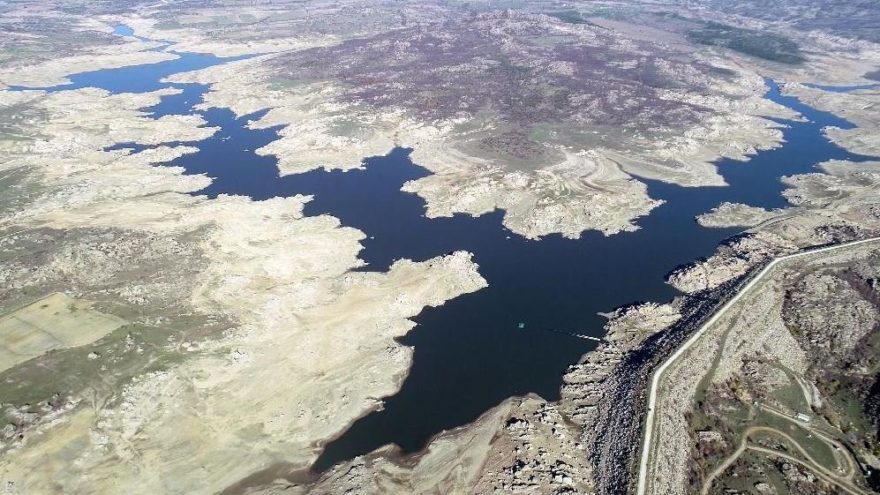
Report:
13,26,875,471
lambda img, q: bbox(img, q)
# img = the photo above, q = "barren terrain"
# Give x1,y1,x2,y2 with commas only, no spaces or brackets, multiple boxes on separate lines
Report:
1,1,880,494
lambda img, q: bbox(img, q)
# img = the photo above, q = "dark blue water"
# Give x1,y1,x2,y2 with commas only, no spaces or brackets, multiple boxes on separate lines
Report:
21,27,877,472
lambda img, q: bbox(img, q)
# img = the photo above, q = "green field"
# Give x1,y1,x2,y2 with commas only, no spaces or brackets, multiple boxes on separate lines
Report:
687,22,805,64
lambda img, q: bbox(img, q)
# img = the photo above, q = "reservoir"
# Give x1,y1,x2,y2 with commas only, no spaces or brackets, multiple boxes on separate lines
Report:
18,29,877,472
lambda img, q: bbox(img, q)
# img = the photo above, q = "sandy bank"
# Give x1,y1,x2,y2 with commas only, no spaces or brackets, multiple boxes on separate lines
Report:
0,75,487,494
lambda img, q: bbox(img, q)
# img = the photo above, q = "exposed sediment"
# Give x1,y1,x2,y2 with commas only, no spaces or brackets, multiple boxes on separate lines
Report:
289,301,687,495
0,69,487,494
120,15,337,57
667,232,799,294
696,202,781,228
163,13,796,240
0,40,176,89
505,125,880,495
275,395,592,495
782,82,880,157
4,3,880,495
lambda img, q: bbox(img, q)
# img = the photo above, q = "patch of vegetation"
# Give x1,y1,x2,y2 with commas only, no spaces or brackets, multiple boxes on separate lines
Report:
153,20,183,30
687,22,805,64
265,76,320,91
713,451,792,494
581,6,627,20
755,409,838,467
687,378,754,491
656,11,692,22
0,323,177,407
327,118,365,138
546,10,591,25
770,363,812,413
463,127,564,172
706,65,738,79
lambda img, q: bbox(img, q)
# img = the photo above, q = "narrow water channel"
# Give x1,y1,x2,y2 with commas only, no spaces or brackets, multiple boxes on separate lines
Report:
15,28,877,471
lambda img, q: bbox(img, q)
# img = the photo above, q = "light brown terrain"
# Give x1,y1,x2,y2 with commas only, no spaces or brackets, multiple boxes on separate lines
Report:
1,1,880,494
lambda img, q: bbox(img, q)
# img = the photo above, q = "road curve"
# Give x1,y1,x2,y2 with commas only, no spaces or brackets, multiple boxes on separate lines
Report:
635,236,880,495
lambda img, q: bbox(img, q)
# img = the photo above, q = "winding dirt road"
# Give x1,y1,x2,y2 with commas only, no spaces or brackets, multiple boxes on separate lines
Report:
636,237,880,495
700,424,865,495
